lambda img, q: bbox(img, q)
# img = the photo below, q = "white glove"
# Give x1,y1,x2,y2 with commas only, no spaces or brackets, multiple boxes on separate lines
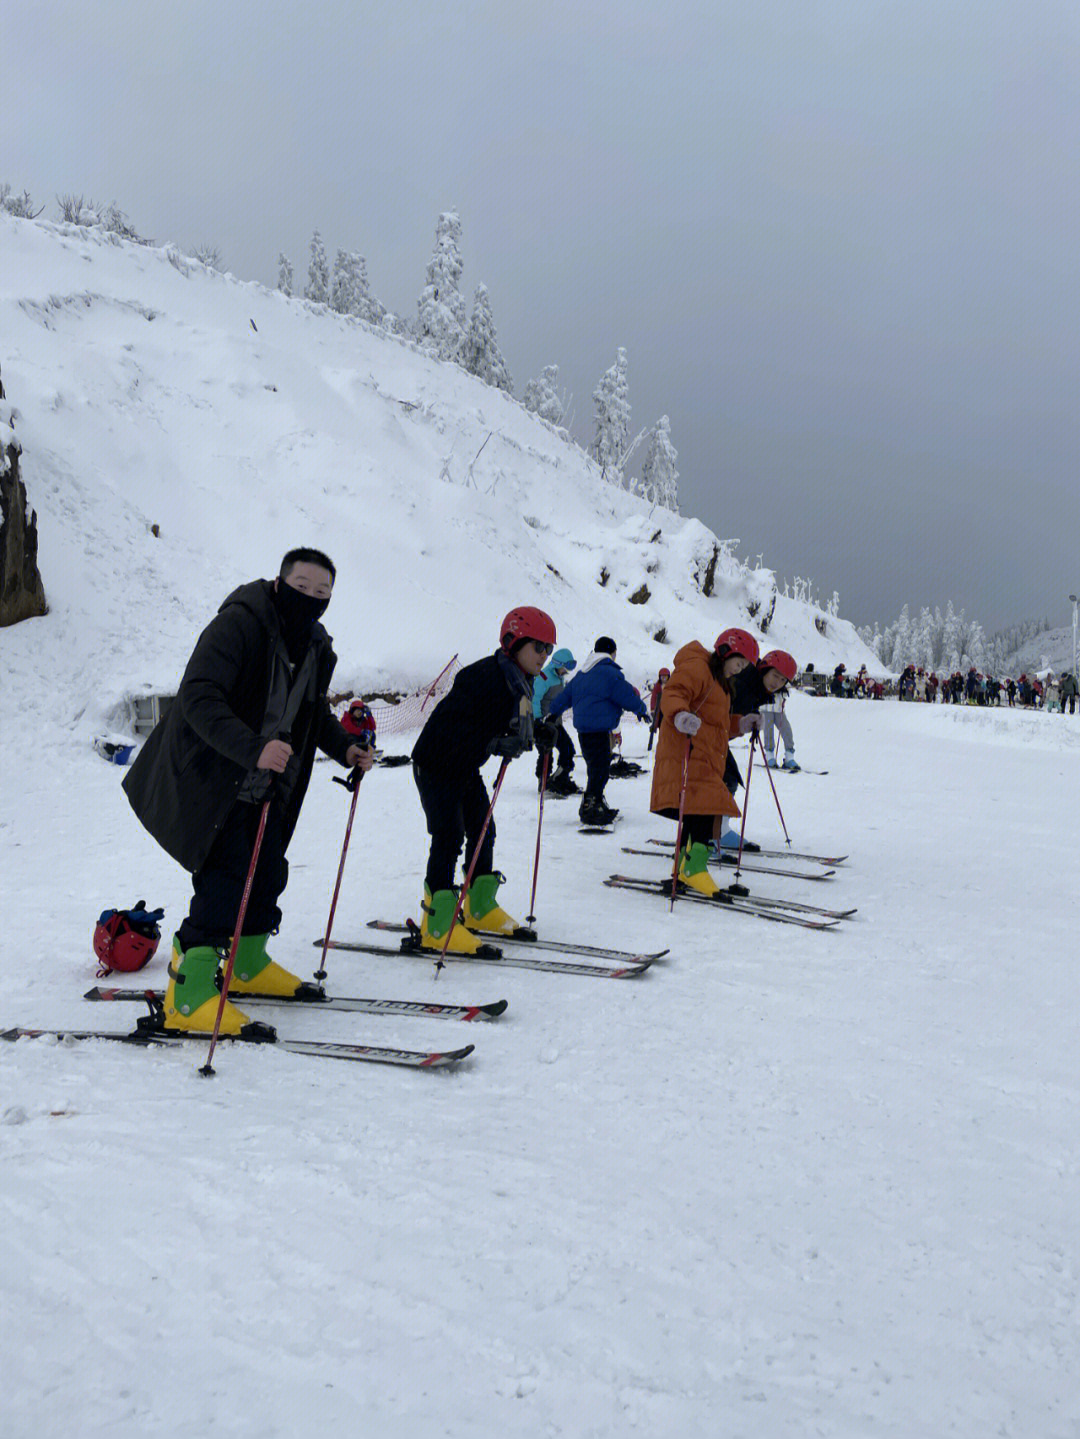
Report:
738,715,760,735
673,711,701,736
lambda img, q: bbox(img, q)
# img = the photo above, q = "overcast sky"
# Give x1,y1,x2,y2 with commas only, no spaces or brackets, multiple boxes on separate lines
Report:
5,0,1079,631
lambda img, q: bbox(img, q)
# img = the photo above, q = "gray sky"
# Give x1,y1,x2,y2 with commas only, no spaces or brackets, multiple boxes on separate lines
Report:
6,0,1079,631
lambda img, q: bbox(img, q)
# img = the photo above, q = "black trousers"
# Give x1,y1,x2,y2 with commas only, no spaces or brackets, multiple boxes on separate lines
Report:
577,730,613,801
655,809,713,848
414,764,495,893
177,800,289,951
535,726,576,780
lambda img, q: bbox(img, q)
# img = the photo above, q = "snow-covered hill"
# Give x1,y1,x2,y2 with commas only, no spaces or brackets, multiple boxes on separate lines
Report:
1,212,875,752
1001,625,1078,679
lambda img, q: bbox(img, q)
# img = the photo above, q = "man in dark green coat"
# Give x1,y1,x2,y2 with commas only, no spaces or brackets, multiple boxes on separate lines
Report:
123,548,373,1033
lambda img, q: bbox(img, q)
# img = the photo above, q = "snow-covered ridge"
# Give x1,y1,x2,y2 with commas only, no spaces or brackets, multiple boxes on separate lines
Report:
0,213,876,749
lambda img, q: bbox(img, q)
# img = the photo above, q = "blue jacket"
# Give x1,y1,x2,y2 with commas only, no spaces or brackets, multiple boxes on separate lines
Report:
549,653,648,733
532,648,577,719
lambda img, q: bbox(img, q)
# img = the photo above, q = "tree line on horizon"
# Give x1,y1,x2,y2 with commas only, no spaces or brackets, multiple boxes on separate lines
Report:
858,605,1053,676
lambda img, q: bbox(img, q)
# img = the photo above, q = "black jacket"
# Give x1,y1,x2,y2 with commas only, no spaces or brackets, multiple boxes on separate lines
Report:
122,580,352,872
412,652,526,777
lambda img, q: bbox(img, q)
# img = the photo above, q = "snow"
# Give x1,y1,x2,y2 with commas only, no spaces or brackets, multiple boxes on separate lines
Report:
2,215,1079,1437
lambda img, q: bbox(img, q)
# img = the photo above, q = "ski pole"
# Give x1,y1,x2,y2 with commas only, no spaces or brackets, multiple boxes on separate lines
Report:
526,751,550,925
200,795,271,1077
434,757,510,978
314,762,366,982
730,731,756,892
754,729,792,847
669,736,692,911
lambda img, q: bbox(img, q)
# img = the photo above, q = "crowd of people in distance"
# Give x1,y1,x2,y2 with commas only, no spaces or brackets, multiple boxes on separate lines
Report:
827,663,1079,713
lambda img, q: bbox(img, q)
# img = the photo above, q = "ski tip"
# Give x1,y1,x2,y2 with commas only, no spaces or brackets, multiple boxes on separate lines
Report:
423,1043,476,1067
483,999,510,1017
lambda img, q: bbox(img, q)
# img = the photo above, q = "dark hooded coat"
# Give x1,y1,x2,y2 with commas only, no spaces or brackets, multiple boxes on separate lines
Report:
122,580,352,873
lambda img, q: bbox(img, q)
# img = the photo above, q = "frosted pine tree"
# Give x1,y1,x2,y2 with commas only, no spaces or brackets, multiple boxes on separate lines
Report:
305,231,330,305
330,250,357,314
941,602,962,671
592,347,631,484
417,211,467,362
523,365,565,425
277,253,293,297
462,285,513,392
639,416,679,511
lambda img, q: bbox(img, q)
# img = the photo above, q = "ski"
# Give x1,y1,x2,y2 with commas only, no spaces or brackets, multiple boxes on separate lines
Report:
630,846,836,882
603,875,840,930
647,838,847,867
613,865,852,918
84,985,507,1022
1,1026,474,1069
365,919,669,965
318,935,654,979
579,825,616,835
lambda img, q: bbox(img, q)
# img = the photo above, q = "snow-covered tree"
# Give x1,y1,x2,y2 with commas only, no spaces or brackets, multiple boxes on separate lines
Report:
192,244,221,270
417,211,467,362
522,365,566,425
305,231,329,305
461,285,512,392
592,347,631,484
1,184,41,218
638,415,679,511
330,250,357,314
277,254,293,296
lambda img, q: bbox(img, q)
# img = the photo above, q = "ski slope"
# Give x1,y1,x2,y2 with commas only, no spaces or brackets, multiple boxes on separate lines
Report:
2,695,1078,1439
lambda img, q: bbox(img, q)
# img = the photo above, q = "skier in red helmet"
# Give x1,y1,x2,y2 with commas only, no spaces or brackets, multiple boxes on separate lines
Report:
650,627,760,896
411,607,558,952
756,650,801,772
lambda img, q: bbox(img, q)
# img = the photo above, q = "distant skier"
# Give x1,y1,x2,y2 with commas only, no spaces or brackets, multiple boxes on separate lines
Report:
650,628,760,896
756,651,800,770
532,647,578,794
122,549,374,1035
548,636,649,826
647,668,671,752
411,607,558,952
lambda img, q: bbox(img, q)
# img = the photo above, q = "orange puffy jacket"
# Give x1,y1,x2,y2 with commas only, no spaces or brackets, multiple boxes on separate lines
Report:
649,641,743,818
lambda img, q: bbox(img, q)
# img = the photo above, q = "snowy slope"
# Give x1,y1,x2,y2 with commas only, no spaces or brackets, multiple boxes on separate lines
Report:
2,697,1079,1437
1,211,875,752
3,213,1079,1439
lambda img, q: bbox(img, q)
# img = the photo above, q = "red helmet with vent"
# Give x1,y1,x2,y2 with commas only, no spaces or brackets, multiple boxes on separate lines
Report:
93,902,164,975
500,607,557,653
760,649,797,683
713,628,760,664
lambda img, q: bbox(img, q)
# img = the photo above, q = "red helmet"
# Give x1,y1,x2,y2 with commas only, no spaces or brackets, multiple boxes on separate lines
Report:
500,607,557,653
659,667,671,679
713,628,759,664
760,649,797,683
93,902,164,975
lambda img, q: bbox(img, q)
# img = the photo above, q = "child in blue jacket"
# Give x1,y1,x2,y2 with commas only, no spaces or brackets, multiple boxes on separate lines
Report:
548,637,648,823
533,647,578,794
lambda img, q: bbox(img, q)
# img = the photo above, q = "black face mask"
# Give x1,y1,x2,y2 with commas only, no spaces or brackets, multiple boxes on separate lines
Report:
273,581,330,659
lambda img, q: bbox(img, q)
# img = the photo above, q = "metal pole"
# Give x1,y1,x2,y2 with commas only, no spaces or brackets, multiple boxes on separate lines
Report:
314,765,364,982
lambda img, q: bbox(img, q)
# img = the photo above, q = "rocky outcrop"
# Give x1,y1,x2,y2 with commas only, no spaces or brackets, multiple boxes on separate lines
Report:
0,366,48,626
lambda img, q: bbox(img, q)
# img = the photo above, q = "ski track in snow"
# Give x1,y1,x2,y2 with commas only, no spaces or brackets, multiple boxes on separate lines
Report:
3,699,1080,1438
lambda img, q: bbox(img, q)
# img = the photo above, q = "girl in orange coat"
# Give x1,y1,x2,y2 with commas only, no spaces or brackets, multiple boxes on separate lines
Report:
649,628,760,895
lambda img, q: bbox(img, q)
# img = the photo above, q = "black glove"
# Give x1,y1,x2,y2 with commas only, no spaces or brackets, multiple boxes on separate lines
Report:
533,720,558,754
487,733,525,760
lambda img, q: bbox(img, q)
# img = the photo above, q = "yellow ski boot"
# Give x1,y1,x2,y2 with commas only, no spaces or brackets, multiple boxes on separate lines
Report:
678,842,721,897
463,872,522,936
420,886,481,954
164,936,251,1034
227,933,304,996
